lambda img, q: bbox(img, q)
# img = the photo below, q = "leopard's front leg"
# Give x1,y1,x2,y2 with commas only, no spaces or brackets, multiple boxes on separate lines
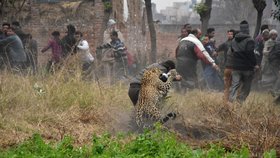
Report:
136,106,144,127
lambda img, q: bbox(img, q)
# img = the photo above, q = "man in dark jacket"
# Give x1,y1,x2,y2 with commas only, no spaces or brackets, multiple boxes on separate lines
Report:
61,24,76,58
11,21,26,44
217,29,235,73
0,27,27,72
229,20,258,103
25,34,38,74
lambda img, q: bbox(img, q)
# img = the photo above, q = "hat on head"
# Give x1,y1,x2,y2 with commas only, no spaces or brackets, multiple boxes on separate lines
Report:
108,19,116,26
240,20,250,35
161,60,175,70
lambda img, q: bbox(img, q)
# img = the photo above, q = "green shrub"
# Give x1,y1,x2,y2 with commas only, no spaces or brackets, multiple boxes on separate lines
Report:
0,122,276,158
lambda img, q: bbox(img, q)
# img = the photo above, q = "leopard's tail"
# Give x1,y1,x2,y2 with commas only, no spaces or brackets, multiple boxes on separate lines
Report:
160,112,177,124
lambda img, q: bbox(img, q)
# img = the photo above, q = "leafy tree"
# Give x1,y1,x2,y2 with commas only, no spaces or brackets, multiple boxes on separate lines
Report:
252,0,266,38
194,0,212,34
145,0,157,63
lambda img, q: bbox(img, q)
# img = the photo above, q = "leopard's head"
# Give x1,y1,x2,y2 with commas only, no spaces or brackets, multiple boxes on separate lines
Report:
141,68,162,85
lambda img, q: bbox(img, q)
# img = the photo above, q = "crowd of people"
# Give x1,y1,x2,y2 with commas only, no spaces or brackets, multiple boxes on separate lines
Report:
129,20,280,106
179,20,280,103
1,19,280,105
173,20,280,104
0,21,65,74
0,19,135,81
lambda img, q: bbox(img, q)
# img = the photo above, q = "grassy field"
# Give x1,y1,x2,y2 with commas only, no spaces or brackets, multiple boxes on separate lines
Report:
0,67,280,157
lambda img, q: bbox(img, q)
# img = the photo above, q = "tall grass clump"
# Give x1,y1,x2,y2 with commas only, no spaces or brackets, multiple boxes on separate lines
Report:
169,90,280,157
0,58,132,148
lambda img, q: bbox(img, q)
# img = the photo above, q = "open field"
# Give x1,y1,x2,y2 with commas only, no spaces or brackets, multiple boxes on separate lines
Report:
0,68,280,157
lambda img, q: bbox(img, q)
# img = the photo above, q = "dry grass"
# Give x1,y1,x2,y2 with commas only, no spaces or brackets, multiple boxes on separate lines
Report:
1,65,280,156
168,90,280,157
0,60,132,149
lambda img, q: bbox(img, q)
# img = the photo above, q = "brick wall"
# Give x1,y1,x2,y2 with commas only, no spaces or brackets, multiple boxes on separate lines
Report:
21,0,110,66
22,0,149,66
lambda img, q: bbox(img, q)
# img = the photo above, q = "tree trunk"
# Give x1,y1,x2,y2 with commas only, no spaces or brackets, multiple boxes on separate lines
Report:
102,11,111,42
145,0,157,63
99,0,112,45
200,0,212,34
0,0,5,22
252,0,266,38
253,11,263,38
201,14,211,34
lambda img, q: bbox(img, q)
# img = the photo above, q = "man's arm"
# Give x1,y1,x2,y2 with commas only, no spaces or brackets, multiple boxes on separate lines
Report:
194,46,220,71
184,35,217,65
0,36,13,47
41,40,52,53
194,45,210,64
246,40,257,67
216,42,226,52
96,43,111,49
175,45,179,58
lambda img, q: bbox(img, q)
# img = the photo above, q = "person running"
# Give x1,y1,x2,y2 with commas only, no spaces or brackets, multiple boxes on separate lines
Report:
41,31,62,73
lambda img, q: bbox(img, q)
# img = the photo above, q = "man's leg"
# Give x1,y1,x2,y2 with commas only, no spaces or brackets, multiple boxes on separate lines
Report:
271,63,280,94
229,70,242,102
203,66,212,90
237,71,254,102
273,73,280,94
46,60,53,73
223,68,232,104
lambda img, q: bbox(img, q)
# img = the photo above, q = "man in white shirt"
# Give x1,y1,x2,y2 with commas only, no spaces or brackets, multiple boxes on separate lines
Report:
74,31,94,73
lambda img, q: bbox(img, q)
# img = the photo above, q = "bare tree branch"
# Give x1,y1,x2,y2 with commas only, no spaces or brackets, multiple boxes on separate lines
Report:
15,0,27,15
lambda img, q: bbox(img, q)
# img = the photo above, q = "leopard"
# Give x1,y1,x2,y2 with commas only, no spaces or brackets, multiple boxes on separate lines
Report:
135,67,178,128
